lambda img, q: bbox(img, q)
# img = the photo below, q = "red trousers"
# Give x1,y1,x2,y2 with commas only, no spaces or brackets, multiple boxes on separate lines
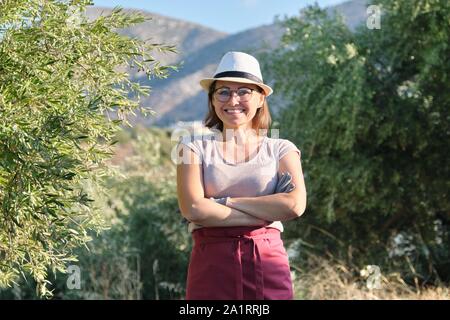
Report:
186,226,293,300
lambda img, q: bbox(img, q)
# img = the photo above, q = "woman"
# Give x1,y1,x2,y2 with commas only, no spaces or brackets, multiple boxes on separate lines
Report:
176,51,307,300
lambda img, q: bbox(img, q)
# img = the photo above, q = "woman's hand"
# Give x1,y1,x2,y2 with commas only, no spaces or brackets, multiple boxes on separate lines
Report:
275,171,296,193
209,196,229,205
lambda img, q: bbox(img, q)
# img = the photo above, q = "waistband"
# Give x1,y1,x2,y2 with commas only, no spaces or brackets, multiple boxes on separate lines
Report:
192,226,280,245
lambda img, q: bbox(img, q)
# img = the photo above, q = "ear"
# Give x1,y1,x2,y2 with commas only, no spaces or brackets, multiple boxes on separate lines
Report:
258,94,266,108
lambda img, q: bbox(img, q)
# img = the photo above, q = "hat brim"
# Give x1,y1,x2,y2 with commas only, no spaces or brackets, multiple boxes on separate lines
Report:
200,77,273,96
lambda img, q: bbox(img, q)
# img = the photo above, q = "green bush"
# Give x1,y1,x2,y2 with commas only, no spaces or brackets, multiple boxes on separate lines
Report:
263,0,449,285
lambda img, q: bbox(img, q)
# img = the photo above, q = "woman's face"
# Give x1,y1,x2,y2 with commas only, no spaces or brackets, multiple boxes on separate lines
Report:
212,80,265,130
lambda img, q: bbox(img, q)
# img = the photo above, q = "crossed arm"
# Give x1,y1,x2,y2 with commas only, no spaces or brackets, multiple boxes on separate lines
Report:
176,146,307,228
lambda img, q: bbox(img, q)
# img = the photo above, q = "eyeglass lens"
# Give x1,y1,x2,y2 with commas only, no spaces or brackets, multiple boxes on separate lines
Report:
215,88,253,102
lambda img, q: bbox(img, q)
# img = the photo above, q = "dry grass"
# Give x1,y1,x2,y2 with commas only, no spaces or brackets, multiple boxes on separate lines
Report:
293,255,449,300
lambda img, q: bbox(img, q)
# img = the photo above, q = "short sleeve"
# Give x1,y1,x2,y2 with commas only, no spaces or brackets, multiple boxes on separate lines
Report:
177,134,203,162
278,139,301,160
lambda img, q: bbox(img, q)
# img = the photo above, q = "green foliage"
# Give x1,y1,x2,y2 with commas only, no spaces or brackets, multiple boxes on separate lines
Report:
0,0,176,297
0,127,189,299
94,129,189,299
263,0,449,284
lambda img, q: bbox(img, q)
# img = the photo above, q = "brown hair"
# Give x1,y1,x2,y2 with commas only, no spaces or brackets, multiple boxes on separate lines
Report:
203,81,272,135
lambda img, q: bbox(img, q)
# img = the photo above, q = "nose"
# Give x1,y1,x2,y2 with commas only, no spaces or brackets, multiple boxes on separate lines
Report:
229,92,241,105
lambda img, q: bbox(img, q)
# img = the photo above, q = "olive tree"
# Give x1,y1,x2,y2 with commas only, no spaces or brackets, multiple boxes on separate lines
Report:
0,0,175,297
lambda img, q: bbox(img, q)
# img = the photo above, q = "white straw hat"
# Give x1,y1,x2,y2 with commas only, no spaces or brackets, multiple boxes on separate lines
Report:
200,51,273,96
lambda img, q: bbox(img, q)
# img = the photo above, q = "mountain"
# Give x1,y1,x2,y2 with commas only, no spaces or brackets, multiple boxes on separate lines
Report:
87,0,367,128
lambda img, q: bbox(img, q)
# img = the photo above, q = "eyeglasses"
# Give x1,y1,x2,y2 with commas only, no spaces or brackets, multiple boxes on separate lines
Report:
213,87,260,103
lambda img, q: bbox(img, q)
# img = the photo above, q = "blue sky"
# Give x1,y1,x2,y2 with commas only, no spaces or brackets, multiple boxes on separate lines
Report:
93,0,346,33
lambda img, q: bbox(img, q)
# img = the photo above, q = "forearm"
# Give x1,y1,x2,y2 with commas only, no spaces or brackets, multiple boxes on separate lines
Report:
189,197,267,227
226,193,299,222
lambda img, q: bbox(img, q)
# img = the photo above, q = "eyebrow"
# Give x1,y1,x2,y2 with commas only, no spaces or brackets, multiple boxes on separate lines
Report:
216,86,253,90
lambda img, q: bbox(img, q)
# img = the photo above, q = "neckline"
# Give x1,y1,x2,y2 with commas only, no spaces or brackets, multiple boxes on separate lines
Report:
213,135,267,166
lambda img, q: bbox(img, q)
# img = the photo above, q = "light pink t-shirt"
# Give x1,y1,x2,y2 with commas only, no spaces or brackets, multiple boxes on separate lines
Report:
178,132,301,232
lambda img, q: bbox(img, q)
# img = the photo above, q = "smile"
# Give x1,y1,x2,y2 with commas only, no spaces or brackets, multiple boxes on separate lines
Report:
224,108,245,114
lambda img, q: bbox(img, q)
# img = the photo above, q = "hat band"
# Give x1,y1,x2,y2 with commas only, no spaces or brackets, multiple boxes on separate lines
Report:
214,71,262,83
